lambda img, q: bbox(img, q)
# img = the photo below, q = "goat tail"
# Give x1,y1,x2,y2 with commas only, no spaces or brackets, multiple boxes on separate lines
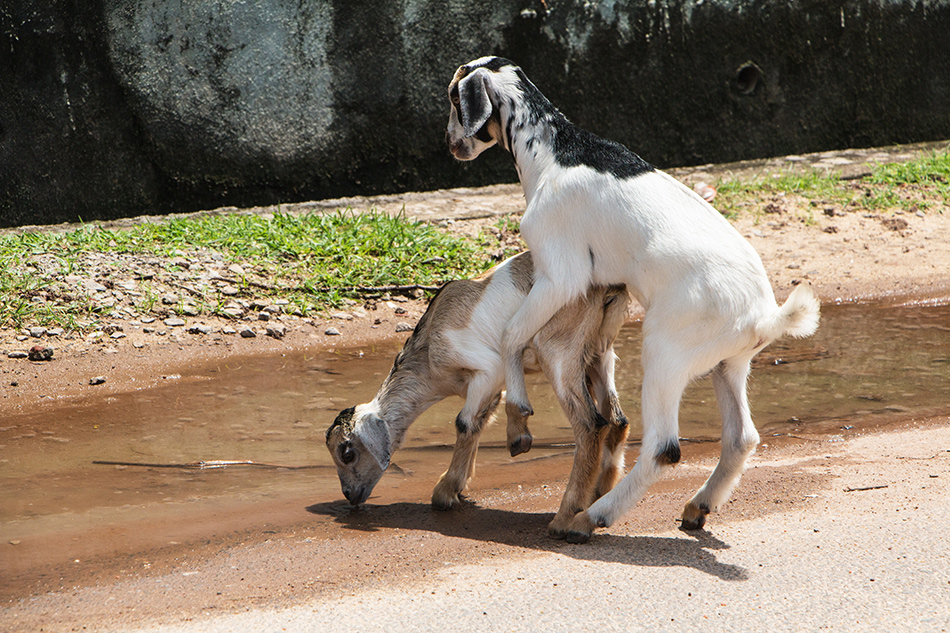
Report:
758,283,820,342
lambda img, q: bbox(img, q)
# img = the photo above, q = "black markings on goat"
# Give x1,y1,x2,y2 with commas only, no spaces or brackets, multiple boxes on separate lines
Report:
656,440,682,466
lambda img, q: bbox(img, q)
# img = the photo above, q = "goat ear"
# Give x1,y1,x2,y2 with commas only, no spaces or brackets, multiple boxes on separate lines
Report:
354,414,392,472
458,68,493,138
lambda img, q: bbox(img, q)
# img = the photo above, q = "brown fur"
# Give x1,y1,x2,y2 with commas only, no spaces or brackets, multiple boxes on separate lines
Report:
327,252,633,534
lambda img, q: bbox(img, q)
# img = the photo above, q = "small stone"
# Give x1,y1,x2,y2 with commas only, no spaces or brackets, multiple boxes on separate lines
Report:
141,317,156,324
239,327,257,338
161,293,179,305
181,304,199,317
29,327,47,338
89,376,107,385
222,326,236,335
266,324,286,339
110,332,126,339
228,264,245,276
28,346,54,361
163,318,186,327
220,285,239,296
692,181,717,202
47,328,64,337
330,312,354,321
187,324,212,335
132,341,145,349
394,307,407,315
258,312,271,321
324,327,341,336
395,322,414,333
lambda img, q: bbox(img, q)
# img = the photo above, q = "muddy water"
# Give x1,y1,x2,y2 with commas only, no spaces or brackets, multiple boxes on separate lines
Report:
2,302,949,594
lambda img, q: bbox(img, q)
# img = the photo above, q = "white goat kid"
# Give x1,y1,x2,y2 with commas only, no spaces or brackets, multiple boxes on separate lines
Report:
446,57,820,543
325,252,632,536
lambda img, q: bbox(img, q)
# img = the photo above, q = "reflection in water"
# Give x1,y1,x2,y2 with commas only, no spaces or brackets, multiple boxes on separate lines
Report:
1,302,949,534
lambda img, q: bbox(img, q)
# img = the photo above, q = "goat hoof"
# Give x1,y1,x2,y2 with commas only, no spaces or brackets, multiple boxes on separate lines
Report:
563,511,596,544
431,483,462,511
564,529,591,544
431,496,457,511
680,503,710,531
547,513,575,539
508,432,533,457
547,526,567,540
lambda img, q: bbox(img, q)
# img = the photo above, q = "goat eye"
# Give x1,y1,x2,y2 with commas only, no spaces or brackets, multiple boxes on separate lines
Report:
339,444,357,465
451,96,460,105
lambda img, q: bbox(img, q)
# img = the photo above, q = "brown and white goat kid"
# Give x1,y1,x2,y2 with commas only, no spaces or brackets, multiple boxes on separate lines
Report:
446,57,820,543
326,252,631,536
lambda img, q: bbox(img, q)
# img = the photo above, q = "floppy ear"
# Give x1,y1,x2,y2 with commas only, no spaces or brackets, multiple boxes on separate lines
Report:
353,414,392,472
458,68,493,138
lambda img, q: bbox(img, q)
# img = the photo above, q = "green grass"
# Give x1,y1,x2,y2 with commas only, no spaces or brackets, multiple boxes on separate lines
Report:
715,149,950,218
868,150,950,189
0,210,494,331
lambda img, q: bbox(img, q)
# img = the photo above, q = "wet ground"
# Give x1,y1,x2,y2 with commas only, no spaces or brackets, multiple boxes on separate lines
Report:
2,300,949,607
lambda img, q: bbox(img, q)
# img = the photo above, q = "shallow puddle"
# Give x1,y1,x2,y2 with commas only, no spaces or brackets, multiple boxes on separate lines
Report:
1,301,949,587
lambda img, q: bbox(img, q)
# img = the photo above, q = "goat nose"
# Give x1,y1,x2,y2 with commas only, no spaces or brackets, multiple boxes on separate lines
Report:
343,486,365,506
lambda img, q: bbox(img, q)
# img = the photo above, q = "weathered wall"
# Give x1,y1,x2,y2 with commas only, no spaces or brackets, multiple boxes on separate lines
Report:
2,0,949,228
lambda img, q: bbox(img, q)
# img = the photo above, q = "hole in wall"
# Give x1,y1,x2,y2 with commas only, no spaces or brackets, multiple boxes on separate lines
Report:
736,62,763,94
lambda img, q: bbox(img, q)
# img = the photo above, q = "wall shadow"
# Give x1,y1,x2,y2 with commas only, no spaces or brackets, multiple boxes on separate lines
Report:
306,499,748,582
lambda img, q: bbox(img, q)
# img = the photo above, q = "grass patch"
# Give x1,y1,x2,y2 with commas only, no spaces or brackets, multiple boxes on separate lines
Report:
0,210,494,332
715,148,950,218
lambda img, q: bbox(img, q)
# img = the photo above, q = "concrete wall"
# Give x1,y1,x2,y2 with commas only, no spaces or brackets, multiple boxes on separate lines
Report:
2,0,949,228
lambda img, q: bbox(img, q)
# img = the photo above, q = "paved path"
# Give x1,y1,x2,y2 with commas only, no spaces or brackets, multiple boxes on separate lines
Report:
121,425,950,633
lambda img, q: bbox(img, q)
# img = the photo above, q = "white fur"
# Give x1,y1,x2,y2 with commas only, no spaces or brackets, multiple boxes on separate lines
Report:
326,253,630,516
446,57,820,539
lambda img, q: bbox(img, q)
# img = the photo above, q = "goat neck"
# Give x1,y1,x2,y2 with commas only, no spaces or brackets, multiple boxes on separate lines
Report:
363,351,443,449
491,69,562,203
489,64,654,205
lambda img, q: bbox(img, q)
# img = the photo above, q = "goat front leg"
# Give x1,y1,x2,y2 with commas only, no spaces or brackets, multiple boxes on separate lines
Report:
432,373,501,510
502,275,584,422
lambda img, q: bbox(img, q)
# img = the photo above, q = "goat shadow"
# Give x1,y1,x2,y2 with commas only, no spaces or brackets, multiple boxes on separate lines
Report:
306,499,748,582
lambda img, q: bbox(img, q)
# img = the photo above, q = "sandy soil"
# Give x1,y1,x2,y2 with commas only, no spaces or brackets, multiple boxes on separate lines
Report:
2,142,950,631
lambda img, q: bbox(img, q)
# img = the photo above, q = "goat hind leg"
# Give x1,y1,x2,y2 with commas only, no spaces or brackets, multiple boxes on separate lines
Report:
549,423,605,538
682,358,759,530
505,401,533,457
595,416,629,498
589,351,629,498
